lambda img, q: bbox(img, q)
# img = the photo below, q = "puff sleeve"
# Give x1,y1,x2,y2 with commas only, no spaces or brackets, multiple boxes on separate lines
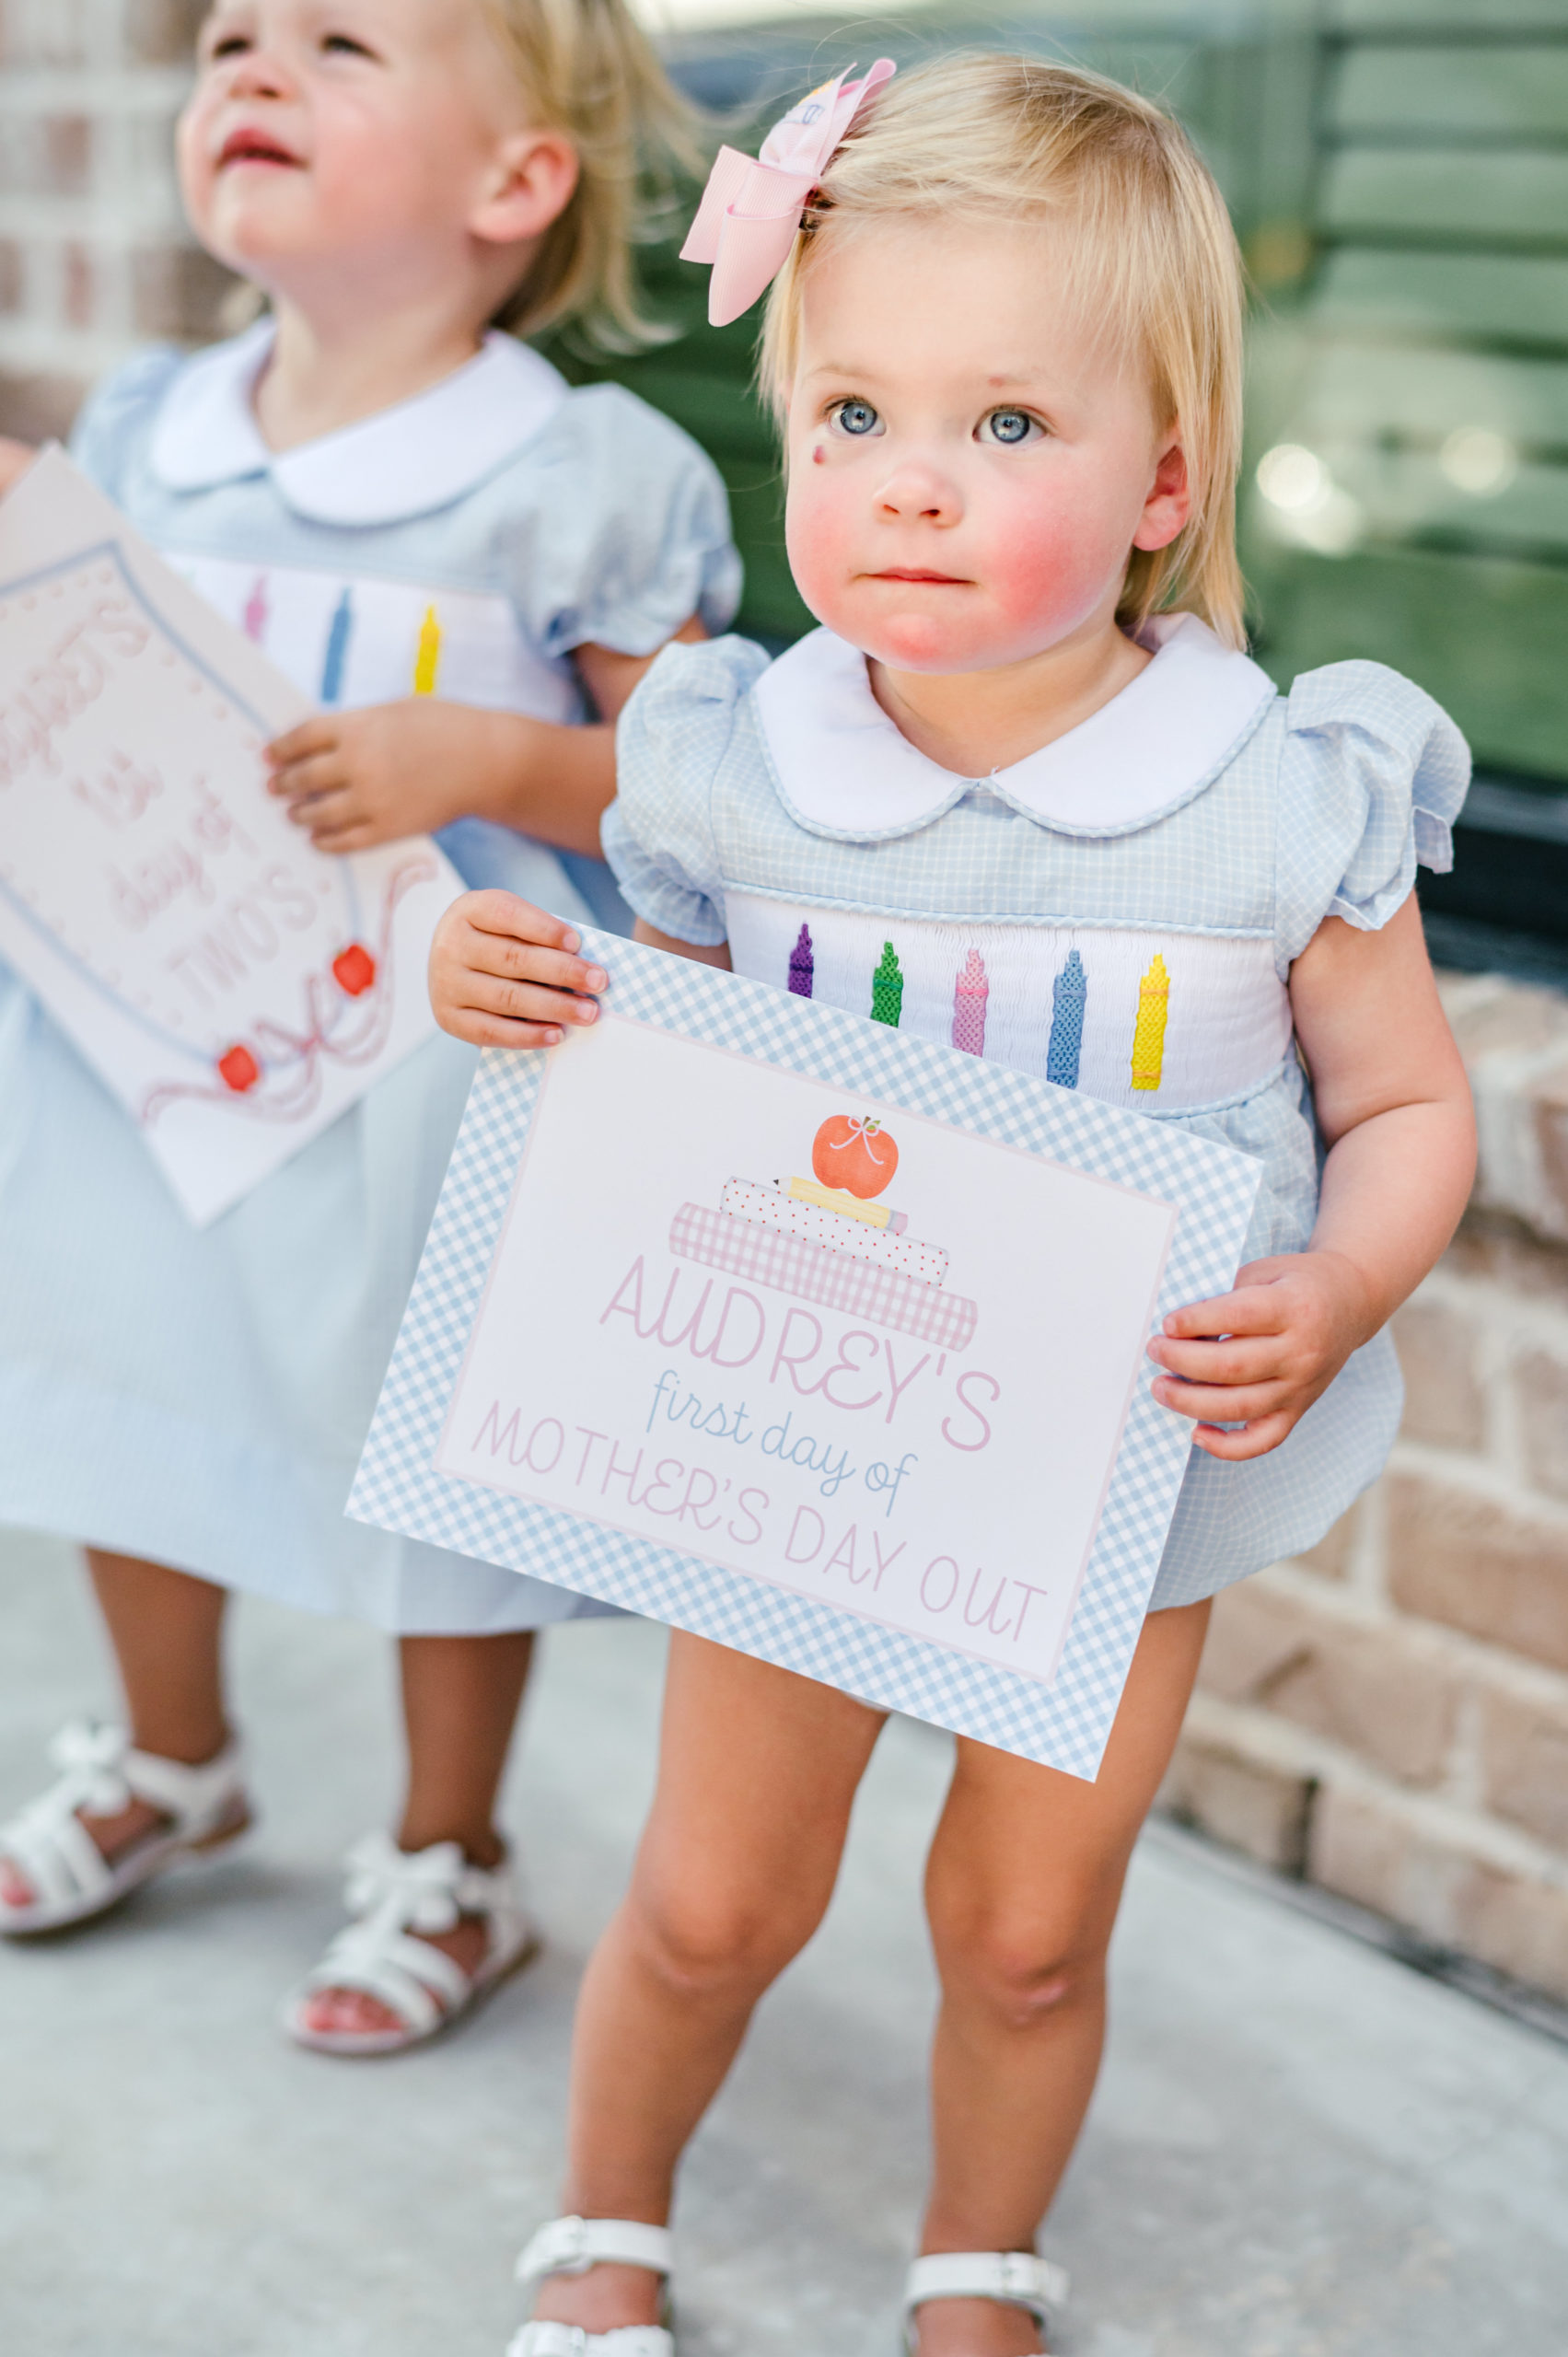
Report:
1274,659,1470,970
602,634,771,946
507,384,741,660
68,345,184,502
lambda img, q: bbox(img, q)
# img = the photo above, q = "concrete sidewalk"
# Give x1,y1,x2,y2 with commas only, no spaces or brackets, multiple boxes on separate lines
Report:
2,1527,1566,2357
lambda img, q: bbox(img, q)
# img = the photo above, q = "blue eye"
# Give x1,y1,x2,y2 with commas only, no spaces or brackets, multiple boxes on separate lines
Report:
980,409,1040,447
831,399,881,438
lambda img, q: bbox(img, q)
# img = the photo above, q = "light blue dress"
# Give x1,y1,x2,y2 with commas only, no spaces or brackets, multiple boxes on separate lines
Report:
0,325,740,1631
603,617,1471,1607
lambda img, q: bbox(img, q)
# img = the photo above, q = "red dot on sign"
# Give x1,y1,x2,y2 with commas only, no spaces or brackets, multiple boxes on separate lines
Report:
332,943,377,997
218,1045,260,1094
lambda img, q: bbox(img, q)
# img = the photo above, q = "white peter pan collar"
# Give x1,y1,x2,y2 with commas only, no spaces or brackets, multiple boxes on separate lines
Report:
148,321,569,526
751,615,1278,840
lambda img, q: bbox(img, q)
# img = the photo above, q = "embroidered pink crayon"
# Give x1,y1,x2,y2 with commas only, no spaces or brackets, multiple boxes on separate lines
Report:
788,923,814,996
1131,953,1169,1091
952,947,988,1056
412,604,441,695
1047,949,1086,1088
870,940,903,1026
242,574,268,644
319,586,353,704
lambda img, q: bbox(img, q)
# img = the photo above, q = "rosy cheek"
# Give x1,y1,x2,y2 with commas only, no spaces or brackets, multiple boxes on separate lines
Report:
981,485,1123,638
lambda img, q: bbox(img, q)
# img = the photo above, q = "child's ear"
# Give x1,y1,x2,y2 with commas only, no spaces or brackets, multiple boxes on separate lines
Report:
470,129,580,249
1132,434,1192,554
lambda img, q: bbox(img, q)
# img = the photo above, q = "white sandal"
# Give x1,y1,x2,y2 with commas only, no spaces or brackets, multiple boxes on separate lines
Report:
282,1829,539,2056
508,2215,675,2357
902,2251,1070,2355
0,1720,251,1936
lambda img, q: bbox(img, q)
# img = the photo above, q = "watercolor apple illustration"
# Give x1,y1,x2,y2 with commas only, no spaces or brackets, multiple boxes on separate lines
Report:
812,1113,899,1200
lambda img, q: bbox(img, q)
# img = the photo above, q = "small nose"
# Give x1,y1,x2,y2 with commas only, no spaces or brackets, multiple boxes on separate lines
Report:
876,459,960,525
225,45,289,100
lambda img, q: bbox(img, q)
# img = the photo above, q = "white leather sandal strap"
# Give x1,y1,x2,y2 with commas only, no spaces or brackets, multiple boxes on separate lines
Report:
508,2326,672,2357
904,2251,1069,2322
517,2217,674,2289
121,1736,246,1832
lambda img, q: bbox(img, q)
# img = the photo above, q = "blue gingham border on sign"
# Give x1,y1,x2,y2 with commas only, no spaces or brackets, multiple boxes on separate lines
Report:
350,929,1260,1777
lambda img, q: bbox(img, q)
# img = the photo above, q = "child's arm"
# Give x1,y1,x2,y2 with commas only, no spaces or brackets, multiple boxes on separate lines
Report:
428,900,726,1051
266,622,706,856
1146,897,1476,1460
0,438,35,493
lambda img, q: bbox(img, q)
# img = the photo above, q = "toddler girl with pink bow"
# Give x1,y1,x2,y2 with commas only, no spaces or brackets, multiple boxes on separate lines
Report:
432,53,1476,2356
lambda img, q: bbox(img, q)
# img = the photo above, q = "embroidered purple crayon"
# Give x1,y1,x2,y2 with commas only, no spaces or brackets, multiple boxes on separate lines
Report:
788,923,814,996
242,573,268,644
319,586,354,705
1047,948,1086,1088
870,940,903,1027
952,947,988,1056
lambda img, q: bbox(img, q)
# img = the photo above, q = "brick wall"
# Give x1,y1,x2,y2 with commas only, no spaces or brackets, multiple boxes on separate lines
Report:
0,0,227,442
1166,972,1568,2005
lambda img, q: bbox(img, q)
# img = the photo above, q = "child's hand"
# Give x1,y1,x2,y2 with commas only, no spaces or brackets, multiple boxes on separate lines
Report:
1145,1249,1376,1461
429,891,607,1050
267,700,505,851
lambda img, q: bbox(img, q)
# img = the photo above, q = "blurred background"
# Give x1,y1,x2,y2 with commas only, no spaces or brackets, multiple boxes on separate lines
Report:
6,0,1568,2043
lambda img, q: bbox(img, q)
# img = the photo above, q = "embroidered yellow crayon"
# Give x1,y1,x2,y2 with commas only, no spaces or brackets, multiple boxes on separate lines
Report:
412,603,442,695
1130,953,1169,1092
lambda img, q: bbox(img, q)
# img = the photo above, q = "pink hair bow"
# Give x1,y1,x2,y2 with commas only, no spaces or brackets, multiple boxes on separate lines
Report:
680,60,897,327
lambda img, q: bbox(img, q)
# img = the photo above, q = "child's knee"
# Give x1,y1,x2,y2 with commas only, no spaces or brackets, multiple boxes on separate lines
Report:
930,1889,1113,2029
628,1876,820,2001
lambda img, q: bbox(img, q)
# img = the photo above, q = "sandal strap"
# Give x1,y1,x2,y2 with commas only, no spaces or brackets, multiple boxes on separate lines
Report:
509,2328,672,2357
517,2218,674,2290
0,1724,246,1911
904,2251,1069,2324
296,1831,531,2034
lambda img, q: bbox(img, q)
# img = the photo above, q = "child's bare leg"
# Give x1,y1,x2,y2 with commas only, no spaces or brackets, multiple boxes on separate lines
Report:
533,1633,885,2335
914,1599,1213,2357
300,1630,534,2037
0,1550,234,1908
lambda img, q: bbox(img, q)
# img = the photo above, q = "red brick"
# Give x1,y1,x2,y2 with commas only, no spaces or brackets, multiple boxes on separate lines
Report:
1200,1579,1458,1786
0,368,86,443
0,239,21,314
1516,1350,1568,1506
127,0,207,65
1310,1782,1568,2002
1479,1678,1568,1850
1385,1472,1568,1670
1161,1724,1315,1875
42,114,91,197
132,243,237,340
63,241,93,331
1393,1299,1484,1450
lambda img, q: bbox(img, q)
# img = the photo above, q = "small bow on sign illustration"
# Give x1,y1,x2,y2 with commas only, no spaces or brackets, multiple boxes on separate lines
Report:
812,1113,900,1201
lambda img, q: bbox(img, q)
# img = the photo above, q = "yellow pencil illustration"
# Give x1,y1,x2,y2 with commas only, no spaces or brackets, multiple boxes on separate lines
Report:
412,604,442,695
1131,953,1169,1092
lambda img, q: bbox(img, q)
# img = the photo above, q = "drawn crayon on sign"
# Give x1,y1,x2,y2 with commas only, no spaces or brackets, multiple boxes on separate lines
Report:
870,941,903,1027
788,923,814,997
412,605,441,696
1047,949,1086,1089
1131,953,1169,1092
952,947,988,1056
319,587,353,705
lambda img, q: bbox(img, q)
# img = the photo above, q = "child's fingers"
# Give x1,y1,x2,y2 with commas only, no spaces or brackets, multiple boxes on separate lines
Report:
1160,1283,1287,1341
456,919,607,998
453,972,599,1028
1151,1373,1288,1426
270,749,348,802
265,716,340,766
438,1004,569,1051
1190,1411,1296,1462
1146,1331,1287,1386
463,893,587,958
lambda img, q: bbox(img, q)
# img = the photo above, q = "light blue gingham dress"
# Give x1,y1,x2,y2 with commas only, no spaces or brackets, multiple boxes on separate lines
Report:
0,330,738,1631
603,625,1470,1606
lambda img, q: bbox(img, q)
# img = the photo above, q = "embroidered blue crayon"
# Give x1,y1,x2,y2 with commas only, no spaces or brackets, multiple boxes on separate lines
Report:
1047,948,1086,1088
319,587,354,705
870,940,903,1026
788,923,814,996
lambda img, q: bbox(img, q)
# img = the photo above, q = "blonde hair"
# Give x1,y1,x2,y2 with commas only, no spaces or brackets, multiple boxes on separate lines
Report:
480,0,704,351
759,53,1248,647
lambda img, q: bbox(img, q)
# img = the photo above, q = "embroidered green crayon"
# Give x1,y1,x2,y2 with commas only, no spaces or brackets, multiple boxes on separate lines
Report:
870,940,903,1026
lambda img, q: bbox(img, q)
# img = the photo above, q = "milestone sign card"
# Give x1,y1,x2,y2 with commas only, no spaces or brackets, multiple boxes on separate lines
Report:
0,448,462,1225
352,935,1262,1776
